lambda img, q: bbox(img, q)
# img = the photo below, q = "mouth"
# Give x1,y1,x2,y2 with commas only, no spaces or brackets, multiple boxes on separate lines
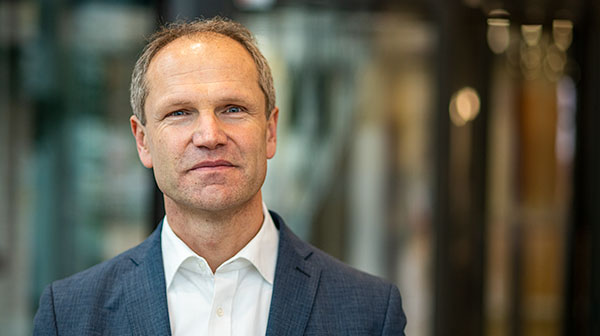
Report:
190,160,236,171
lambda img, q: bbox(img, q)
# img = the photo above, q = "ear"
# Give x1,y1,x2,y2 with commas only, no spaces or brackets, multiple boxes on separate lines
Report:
266,107,279,159
130,115,153,168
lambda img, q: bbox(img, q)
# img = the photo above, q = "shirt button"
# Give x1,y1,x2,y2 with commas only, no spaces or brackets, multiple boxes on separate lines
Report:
216,307,224,317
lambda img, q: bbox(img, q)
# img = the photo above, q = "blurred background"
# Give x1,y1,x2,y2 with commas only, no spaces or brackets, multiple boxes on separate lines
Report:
1,0,599,335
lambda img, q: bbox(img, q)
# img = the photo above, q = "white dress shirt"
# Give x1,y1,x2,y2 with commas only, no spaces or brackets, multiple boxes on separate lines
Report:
161,203,279,336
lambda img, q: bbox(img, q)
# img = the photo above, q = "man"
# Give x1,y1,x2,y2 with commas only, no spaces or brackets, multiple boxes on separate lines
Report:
33,17,407,335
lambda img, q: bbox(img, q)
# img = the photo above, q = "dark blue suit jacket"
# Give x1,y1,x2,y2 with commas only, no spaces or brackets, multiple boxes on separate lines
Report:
34,212,407,335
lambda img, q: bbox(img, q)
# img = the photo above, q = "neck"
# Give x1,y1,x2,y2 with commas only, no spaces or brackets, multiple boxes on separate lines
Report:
164,193,265,273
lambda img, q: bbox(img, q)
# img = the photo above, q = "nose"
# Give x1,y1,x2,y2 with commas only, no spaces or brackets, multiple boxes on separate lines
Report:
191,113,227,149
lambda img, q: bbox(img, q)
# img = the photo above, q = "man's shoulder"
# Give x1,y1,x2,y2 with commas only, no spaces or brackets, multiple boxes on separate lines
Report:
34,226,166,334
50,225,160,296
297,235,395,298
270,212,406,334
54,245,135,289
272,211,394,293
311,244,391,286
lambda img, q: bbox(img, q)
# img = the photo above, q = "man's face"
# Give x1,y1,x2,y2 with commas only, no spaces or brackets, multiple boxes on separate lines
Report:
131,34,278,214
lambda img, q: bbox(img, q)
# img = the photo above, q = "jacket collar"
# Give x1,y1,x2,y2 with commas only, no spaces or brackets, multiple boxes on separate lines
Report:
266,211,322,336
123,223,172,336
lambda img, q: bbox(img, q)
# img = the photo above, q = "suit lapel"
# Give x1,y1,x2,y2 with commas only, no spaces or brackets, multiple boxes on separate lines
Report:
266,213,322,336
123,224,172,336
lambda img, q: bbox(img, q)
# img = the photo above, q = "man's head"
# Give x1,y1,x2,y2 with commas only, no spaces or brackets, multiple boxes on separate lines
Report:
130,17,276,125
129,18,278,214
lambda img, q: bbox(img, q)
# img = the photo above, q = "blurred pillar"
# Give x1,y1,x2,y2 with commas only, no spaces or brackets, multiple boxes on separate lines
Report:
30,0,74,303
566,0,600,334
517,76,564,336
432,1,491,336
0,1,34,333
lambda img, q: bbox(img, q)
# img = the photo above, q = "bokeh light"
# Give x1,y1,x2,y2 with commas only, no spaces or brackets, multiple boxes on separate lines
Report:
449,87,481,126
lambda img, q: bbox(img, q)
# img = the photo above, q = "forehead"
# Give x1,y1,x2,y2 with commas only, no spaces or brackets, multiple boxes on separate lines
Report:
148,33,258,83
144,33,263,111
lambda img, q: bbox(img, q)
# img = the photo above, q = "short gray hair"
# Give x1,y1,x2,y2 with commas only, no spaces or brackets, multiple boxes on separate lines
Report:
130,17,276,124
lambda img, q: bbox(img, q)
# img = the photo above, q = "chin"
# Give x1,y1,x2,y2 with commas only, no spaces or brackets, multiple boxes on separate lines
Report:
163,181,262,213
182,192,252,213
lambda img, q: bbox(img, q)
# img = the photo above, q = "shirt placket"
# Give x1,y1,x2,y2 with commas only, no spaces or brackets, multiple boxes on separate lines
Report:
208,268,239,336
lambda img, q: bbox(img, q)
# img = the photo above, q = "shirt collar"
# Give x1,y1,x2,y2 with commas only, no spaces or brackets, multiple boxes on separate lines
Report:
161,203,279,289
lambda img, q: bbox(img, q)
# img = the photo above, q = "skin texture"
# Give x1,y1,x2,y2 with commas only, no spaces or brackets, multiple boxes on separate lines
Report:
130,33,279,272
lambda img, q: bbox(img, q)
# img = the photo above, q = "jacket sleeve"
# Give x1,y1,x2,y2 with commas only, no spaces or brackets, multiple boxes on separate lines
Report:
381,284,407,336
33,284,59,336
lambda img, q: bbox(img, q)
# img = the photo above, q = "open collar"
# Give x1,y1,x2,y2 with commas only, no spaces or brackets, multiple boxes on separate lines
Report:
161,202,279,287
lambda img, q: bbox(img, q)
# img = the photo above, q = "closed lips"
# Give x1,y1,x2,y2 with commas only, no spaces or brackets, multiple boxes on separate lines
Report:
191,160,235,170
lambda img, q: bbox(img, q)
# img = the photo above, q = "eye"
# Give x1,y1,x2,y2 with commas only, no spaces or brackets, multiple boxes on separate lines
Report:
166,110,187,117
225,106,244,113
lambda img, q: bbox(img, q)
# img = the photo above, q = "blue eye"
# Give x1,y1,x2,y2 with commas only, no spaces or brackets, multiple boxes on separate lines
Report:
226,106,242,113
168,110,186,117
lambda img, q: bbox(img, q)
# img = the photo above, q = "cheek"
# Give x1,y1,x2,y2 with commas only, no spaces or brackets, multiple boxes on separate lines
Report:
149,131,187,167
236,133,267,170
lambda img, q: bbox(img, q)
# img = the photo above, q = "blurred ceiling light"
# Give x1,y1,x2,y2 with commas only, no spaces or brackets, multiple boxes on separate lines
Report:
488,8,510,19
487,18,510,27
449,87,481,126
521,24,543,46
487,9,511,54
553,19,573,51
487,19,510,54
